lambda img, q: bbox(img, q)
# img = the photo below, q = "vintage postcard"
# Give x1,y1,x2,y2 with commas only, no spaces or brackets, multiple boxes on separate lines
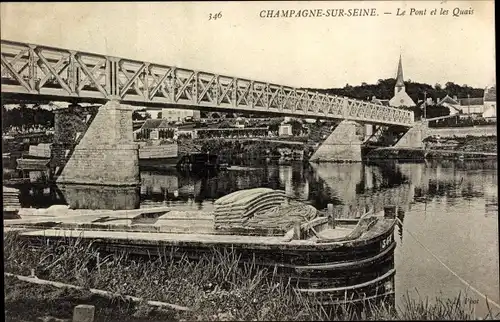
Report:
1,1,497,321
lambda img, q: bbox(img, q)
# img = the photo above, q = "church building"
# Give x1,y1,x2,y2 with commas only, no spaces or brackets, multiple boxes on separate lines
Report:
388,56,416,108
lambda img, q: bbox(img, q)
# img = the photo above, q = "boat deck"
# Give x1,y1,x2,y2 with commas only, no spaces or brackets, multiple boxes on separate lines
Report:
4,205,368,247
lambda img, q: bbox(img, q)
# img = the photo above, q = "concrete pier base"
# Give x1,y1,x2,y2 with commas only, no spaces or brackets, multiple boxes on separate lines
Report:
59,184,140,210
56,101,139,187
394,121,428,148
309,120,362,162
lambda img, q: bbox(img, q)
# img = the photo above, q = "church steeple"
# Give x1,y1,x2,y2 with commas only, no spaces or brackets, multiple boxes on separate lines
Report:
395,54,405,95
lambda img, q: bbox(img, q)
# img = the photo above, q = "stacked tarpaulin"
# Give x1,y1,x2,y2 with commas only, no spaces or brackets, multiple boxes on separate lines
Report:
213,188,286,228
246,201,318,232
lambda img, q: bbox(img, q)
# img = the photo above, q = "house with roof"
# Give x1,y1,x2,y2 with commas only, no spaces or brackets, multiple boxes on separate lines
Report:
451,84,496,118
432,84,496,119
435,95,462,116
135,119,177,140
457,97,485,115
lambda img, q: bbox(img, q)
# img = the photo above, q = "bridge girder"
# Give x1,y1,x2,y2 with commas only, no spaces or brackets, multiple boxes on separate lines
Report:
1,39,414,127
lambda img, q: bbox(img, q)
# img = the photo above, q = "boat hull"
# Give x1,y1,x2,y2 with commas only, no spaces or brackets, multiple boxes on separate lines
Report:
15,218,396,306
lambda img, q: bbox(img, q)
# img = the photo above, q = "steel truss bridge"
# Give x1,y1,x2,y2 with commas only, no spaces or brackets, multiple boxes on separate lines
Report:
1,40,414,127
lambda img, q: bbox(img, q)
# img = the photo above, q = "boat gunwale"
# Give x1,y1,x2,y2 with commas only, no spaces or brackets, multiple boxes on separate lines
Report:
293,240,396,271
295,267,396,293
11,218,395,252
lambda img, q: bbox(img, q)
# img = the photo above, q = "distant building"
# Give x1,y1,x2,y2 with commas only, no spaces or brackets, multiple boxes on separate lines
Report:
434,84,496,118
482,84,496,118
278,124,292,136
457,97,484,115
135,119,176,140
146,108,200,122
388,55,416,108
436,95,462,115
161,108,201,122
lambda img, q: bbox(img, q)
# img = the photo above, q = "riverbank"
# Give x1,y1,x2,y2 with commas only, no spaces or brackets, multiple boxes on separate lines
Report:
4,232,497,321
425,135,497,153
189,138,313,163
365,135,497,161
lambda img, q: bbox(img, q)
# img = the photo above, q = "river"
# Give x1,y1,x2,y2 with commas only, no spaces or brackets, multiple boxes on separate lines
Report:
13,159,499,316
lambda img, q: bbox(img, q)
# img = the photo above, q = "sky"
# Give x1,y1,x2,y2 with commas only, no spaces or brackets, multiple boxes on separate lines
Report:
0,1,496,89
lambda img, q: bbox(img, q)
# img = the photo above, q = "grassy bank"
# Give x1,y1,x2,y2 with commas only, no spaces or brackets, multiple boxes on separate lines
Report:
4,232,497,321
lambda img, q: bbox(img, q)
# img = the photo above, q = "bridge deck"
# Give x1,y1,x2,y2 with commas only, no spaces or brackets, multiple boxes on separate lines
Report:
1,39,413,127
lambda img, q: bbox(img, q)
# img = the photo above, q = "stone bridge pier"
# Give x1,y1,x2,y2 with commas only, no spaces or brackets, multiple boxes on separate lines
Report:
309,120,362,162
56,101,140,187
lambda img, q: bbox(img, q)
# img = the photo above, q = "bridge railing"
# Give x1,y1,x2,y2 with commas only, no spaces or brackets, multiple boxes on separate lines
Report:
1,39,414,127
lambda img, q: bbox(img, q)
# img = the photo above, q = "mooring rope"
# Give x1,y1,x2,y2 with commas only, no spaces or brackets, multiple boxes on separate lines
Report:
396,217,500,310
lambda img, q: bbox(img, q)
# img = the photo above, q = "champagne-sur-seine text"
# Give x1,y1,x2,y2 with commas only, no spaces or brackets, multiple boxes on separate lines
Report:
259,8,377,18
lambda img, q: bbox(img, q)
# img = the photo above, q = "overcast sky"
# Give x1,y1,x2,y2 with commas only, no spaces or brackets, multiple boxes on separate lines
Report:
1,1,495,89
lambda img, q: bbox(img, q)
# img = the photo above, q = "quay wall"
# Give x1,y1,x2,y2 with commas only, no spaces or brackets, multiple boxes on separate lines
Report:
426,125,496,138
139,144,178,159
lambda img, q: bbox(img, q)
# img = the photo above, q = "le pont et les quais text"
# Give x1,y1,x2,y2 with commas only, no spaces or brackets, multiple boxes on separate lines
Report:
259,7,474,18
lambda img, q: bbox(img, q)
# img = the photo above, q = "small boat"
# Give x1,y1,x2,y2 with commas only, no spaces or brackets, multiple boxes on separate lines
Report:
5,188,396,306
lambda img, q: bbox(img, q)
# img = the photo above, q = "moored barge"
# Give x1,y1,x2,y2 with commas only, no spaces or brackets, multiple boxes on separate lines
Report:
4,188,396,306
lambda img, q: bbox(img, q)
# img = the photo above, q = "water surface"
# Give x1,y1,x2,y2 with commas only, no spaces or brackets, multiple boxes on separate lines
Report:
15,159,499,316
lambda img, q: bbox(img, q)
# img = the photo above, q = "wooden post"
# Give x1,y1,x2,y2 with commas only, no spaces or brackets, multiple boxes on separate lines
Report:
73,304,95,322
384,206,396,219
327,203,336,228
293,222,301,240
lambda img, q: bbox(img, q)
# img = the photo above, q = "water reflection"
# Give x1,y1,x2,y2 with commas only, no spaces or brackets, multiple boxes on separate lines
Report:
137,162,414,216
15,160,498,217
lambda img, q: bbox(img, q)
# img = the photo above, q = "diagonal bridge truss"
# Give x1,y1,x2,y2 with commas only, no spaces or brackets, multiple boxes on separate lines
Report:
1,40,414,127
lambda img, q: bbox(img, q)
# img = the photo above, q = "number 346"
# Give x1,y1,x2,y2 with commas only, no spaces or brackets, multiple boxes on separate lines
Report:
209,12,222,20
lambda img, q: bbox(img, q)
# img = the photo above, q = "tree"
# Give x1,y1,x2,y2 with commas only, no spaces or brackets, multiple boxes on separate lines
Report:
288,119,303,135
305,79,484,104
132,111,151,121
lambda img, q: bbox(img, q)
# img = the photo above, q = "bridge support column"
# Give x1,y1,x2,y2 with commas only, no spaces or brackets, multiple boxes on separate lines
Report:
394,121,428,148
309,120,362,162
364,124,374,142
56,101,139,187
